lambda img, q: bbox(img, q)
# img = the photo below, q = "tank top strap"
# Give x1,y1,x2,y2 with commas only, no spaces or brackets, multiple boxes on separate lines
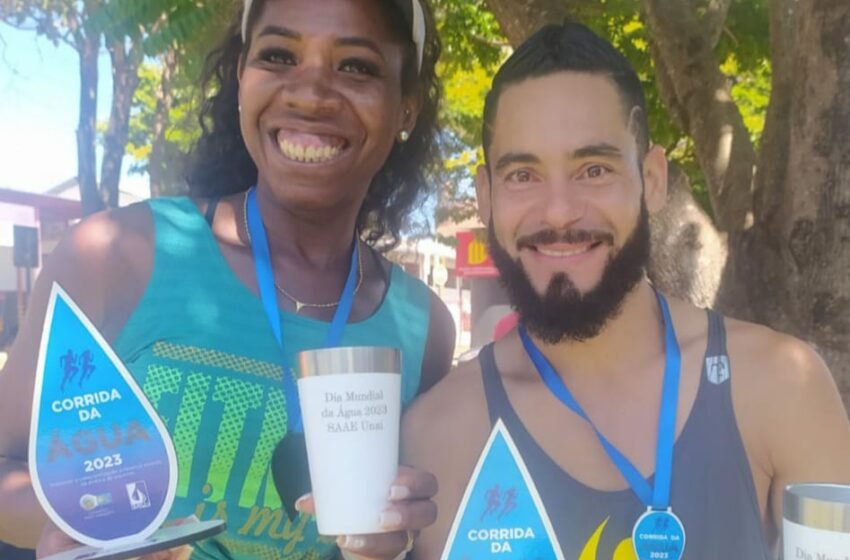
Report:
702,309,732,389
204,196,220,226
479,343,513,428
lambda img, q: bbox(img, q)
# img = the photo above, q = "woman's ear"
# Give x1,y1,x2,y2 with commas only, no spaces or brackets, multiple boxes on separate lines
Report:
399,95,421,137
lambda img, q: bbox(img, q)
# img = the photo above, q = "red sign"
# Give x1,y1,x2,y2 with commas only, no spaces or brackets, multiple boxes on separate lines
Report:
456,229,498,278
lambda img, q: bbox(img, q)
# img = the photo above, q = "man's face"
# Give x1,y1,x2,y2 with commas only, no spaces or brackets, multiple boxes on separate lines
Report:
477,71,667,342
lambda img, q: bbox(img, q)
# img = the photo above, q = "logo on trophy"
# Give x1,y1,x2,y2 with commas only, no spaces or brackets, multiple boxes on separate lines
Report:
29,284,225,560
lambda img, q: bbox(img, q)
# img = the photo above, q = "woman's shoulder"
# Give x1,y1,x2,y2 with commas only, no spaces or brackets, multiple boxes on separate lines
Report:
41,202,157,334
68,196,206,263
62,202,155,268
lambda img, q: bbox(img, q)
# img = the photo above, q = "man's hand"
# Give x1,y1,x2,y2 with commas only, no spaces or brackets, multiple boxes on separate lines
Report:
296,465,438,559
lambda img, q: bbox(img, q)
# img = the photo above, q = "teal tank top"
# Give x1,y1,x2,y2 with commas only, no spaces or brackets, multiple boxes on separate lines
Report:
113,197,432,560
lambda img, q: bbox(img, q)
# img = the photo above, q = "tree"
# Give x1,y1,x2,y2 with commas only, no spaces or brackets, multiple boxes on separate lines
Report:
124,0,232,197
0,0,227,213
1,0,103,214
451,0,850,408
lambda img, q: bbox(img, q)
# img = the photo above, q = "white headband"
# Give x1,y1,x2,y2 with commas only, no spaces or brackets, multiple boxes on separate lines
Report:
241,0,426,73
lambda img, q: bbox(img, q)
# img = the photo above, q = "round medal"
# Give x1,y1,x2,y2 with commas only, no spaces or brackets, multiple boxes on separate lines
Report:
632,508,686,560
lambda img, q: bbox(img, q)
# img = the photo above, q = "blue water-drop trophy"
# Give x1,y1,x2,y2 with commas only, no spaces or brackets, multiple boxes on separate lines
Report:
29,284,225,560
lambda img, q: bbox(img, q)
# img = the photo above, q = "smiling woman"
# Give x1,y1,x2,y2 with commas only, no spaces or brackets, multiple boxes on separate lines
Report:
189,0,441,249
0,1,454,560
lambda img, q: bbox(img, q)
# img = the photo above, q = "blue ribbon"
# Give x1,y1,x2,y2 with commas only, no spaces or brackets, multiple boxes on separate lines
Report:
519,291,681,510
246,186,359,433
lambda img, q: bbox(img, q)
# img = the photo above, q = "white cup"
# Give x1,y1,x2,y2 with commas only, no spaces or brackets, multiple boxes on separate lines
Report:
297,347,402,535
783,483,850,559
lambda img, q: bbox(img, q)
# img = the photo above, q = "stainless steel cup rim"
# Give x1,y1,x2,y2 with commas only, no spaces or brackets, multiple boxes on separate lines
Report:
784,483,850,533
297,346,402,378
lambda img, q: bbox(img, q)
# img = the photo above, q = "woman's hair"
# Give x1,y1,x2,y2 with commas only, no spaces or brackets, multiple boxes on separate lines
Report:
186,0,442,249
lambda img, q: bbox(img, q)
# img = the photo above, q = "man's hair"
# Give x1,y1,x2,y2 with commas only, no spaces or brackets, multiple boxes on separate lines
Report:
482,22,649,163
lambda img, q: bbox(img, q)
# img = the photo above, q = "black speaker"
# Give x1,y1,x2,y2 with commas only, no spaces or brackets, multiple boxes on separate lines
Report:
13,225,39,269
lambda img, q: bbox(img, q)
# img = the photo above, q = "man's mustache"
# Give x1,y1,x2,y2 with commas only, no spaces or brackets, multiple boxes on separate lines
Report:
516,229,614,251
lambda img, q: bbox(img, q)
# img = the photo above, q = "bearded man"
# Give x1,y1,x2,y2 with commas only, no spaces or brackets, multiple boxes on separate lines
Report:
403,22,850,560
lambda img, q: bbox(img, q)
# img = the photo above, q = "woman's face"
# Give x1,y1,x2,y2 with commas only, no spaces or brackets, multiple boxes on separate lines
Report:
239,0,417,211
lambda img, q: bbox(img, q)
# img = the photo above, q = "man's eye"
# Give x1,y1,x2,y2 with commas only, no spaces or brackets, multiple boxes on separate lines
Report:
585,165,610,179
506,170,535,183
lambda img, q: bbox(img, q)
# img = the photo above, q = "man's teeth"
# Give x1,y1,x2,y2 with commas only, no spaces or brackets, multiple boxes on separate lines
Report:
279,139,342,163
537,246,591,258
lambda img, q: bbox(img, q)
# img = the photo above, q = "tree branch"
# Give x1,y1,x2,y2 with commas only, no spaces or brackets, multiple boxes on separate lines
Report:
641,0,756,231
700,0,733,48
483,0,570,47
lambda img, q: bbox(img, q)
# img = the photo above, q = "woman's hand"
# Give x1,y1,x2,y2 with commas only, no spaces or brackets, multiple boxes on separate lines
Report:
296,465,438,559
36,518,194,560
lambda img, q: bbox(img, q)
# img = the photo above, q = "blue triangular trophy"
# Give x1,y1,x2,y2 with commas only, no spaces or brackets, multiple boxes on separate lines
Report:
441,419,565,559
29,283,178,548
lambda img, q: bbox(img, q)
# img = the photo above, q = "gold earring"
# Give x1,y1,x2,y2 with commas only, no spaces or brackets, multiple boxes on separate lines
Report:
398,130,410,143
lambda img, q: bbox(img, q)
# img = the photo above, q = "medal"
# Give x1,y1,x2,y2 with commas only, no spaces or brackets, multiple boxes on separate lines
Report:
520,290,685,559
632,507,686,560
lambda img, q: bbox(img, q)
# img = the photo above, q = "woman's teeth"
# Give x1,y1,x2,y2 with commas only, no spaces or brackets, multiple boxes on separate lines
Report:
278,139,343,163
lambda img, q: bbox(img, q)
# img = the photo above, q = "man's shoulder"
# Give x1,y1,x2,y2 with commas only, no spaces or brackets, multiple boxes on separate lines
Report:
720,314,841,445
405,357,486,433
723,315,829,391
403,356,495,468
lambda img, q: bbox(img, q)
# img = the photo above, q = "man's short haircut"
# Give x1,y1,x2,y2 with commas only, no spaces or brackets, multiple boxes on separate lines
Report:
482,22,650,164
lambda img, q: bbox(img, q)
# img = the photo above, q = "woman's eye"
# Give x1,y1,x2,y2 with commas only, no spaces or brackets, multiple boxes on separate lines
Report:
339,59,381,76
258,48,295,65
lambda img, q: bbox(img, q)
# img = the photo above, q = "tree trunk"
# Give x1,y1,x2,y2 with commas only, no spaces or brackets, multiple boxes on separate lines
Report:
726,0,850,408
76,33,102,217
483,0,570,46
641,0,757,233
149,49,176,199
100,37,143,209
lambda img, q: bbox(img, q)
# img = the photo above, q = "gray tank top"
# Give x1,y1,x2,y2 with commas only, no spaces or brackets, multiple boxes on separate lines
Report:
479,310,770,558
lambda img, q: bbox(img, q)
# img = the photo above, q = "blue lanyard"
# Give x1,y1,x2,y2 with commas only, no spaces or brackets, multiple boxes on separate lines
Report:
518,291,681,510
246,186,359,432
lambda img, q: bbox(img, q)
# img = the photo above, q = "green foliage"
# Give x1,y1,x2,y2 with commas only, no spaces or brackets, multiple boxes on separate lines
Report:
88,0,231,55
125,60,200,194
719,0,771,147
122,1,231,194
428,0,506,225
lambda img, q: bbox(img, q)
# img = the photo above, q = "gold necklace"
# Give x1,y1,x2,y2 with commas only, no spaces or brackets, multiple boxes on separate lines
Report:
242,190,363,313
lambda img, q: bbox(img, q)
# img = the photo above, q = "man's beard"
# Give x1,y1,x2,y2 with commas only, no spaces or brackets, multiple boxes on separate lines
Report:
489,203,650,344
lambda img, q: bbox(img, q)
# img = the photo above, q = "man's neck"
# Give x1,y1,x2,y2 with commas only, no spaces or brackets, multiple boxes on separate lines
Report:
530,280,666,382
